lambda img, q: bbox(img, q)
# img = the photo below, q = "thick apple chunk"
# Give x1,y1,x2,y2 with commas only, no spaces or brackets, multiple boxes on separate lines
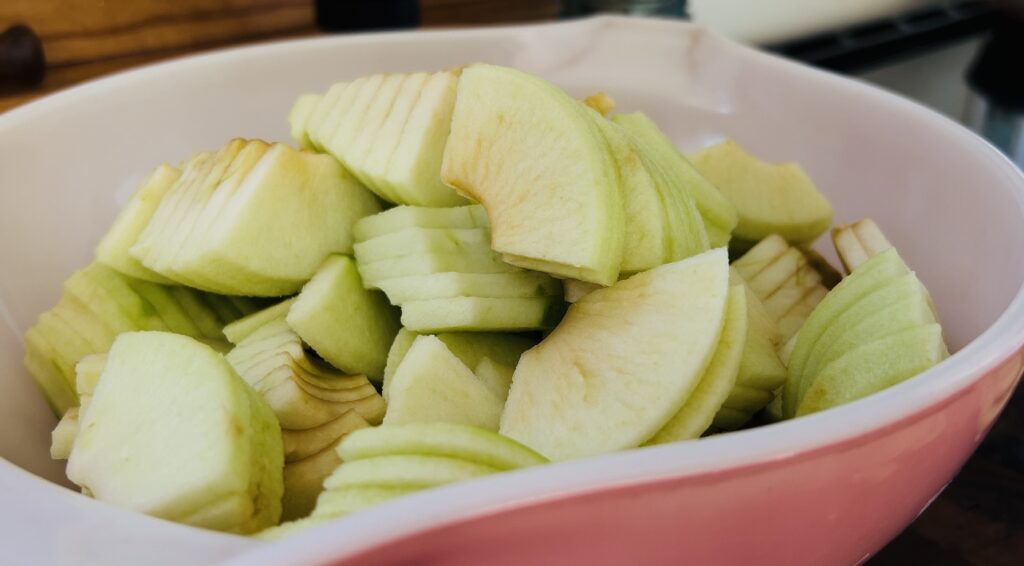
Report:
66,332,283,533
287,255,399,381
441,64,625,285
132,141,381,296
500,249,730,460
690,140,833,245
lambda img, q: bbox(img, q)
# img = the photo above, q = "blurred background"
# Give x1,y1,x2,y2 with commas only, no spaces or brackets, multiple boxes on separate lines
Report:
1,1,1021,564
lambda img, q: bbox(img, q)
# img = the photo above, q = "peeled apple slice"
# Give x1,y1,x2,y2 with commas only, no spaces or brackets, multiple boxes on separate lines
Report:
690,139,833,245
500,248,730,460
441,63,626,286
66,332,283,533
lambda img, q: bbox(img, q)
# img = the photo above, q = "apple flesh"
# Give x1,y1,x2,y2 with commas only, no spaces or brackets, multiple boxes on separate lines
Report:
66,332,283,533
441,64,626,286
500,249,730,460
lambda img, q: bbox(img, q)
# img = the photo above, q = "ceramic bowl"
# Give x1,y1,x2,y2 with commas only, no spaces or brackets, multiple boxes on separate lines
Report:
1,16,1022,566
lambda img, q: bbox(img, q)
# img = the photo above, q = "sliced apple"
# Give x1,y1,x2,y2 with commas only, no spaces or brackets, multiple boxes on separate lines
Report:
305,82,349,152
357,252,520,290
473,357,515,401
400,296,561,333
612,112,737,248
385,336,504,430
311,487,418,521
322,454,499,491
833,218,894,273
287,93,321,150
354,205,489,243
282,419,367,521
689,139,833,245
287,255,399,380
66,332,283,533
359,72,430,201
500,249,730,460
441,63,625,285
647,285,747,443
50,407,80,460
731,234,790,282
776,285,828,341
354,227,492,262
377,272,560,305
223,298,296,345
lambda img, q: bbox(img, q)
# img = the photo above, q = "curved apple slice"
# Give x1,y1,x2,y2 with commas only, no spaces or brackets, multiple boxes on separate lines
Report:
441,64,625,286
500,248,730,460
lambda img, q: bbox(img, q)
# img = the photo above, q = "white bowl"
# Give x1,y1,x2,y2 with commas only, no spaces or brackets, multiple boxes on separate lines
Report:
2,16,1023,566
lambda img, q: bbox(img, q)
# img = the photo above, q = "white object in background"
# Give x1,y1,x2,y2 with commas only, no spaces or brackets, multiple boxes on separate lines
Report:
690,0,939,45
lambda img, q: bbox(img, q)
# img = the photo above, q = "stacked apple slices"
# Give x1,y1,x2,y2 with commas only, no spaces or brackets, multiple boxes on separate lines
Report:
24,262,261,415
352,204,564,332
782,220,946,417
223,304,386,520
64,332,284,533
128,139,381,296
289,70,467,207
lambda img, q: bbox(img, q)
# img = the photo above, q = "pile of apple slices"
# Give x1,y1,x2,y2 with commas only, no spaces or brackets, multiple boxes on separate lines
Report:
352,205,564,332
24,62,952,538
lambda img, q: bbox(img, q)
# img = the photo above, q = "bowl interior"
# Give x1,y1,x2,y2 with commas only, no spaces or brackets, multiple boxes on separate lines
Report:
1,13,1022,523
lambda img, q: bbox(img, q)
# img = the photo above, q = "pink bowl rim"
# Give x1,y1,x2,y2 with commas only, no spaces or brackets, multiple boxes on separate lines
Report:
1,14,1023,561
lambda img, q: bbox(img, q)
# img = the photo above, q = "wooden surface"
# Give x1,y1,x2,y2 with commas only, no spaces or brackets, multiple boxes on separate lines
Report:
1,2,1021,564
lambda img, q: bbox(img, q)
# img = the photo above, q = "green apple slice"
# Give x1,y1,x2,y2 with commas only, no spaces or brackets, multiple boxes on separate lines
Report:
359,72,429,201
354,227,491,262
50,407,80,460
358,253,520,290
782,249,910,416
223,298,296,345
646,285,747,443
762,265,822,322
473,357,515,401
400,296,561,333
833,218,894,273
62,264,165,334
283,446,343,521
322,454,499,490
288,93,321,150
745,247,807,302
731,234,790,281
385,70,467,206
342,74,407,187
353,205,489,242
310,487,418,520
612,112,737,248
689,139,833,245
377,272,560,305
338,423,548,470
500,248,730,460
305,82,348,151
283,410,369,464
325,74,387,168
441,63,625,285
66,331,283,533
797,324,946,416
95,164,181,283
382,328,417,401
311,81,360,153
24,330,76,415
384,336,504,430
777,285,828,341
287,255,399,380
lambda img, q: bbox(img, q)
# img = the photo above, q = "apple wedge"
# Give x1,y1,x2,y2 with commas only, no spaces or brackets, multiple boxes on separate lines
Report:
689,139,833,245
281,413,369,521
500,248,730,460
353,204,489,242
223,298,296,344
384,336,504,430
66,332,283,533
646,284,747,443
400,296,562,333
377,272,561,305
287,255,399,381
441,63,626,286
832,218,895,273
287,93,321,151
132,141,382,296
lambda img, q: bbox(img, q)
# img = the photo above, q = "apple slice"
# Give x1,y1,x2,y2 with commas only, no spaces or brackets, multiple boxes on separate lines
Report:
338,423,548,470
283,410,370,464
66,332,283,533
782,249,912,416
310,487,418,521
324,74,389,173
761,265,822,322
305,82,349,151
287,93,321,150
385,336,504,430
441,64,625,285
473,358,515,400
646,285,747,443
223,299,297,344
745,247,807,301
777,285,828,341
382,329,535,401
50,407,80,460
400,296,561,333
354,227,492,262
354,205,489,242
832,218,894,273
731,234,790,281
287,255,399,380
357,253,520,290
612,112,737,248
282,414,369,521
689,139,833,245
500,248,730,460
24,331,76,415
95,164,181,283
132,142,382,296
377,272,560,305
797,325,946,416
322,454,499,491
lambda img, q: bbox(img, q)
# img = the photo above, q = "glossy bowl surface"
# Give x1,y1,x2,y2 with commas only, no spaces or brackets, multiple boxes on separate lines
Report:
1,16,1022,566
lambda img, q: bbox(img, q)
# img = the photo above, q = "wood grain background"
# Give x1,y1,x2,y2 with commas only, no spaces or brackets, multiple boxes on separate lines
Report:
0,0,560,112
